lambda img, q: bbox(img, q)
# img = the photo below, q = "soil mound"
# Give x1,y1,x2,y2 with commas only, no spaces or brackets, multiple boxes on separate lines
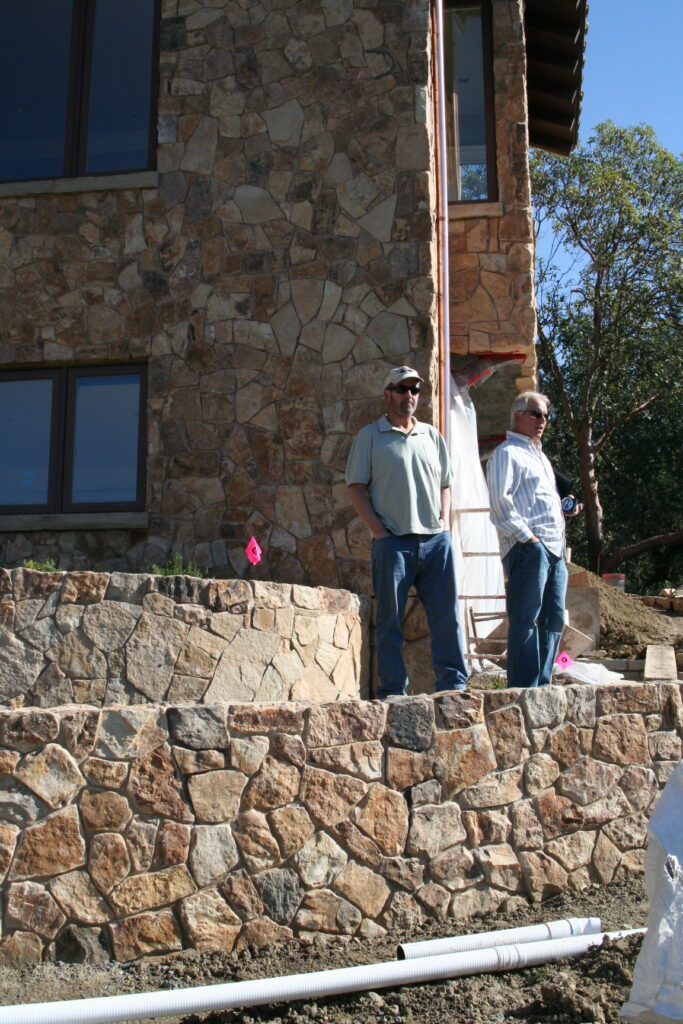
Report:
573,564,683,659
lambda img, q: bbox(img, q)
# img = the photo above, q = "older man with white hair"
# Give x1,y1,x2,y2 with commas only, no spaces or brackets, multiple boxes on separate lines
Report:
487,391,567,688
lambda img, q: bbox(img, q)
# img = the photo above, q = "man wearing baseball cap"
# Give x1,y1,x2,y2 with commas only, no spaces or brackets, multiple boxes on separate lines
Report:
345,366,468,699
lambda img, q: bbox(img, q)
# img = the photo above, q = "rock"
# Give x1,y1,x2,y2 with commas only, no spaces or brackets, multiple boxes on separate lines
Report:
5,880,66,938
14,743,84,809
306,701,385,746
89,832,131,894
235,917,293,951
333,860,390,918
486,705,530,768
293,831,347,887
109,911,182,961
0,628,46,702
518,850,569,902
430,844,481,891
592,714,650,766
153,821,192,869
80,791,132,832
219,870,264,921
243,756,301,811
0,710,59,752
407,802,466,858
49,870,110,924
53,924,109,964
231,810,281,872
187,769,247,823
125,613,188,699
380,891,424,932
108,864,196,916
433,724,498,797
10,806,85,879
128,745,193,821
179,888,242,952
524,753,560,796
95,708,167,760
189,824,238,887
300,766,367,827
533,791,583,840
167,705,227,750
385,699,434,751
254,867,303,924
268,803,316,858
294,889,361,934
557,757,622,805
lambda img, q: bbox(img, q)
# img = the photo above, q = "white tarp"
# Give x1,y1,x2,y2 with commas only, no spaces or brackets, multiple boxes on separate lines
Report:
448,379,505,665
621,760,683,1024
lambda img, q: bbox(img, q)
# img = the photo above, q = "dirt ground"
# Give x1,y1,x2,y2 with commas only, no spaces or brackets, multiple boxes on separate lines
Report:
582,566,683,660
0,877,649,1024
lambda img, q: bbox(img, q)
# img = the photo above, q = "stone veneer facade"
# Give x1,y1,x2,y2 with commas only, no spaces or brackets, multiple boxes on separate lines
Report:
0,569,369,708
0,685,681,963
0,0,537,591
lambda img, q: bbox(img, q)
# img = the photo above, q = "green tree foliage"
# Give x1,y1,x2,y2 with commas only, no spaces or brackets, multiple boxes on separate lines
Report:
531,122,683,586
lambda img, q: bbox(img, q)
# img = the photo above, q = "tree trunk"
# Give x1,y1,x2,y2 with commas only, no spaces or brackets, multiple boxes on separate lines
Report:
576,422,605,573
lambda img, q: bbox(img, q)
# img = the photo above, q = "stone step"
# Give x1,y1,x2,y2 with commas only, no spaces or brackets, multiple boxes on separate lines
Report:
643,644,678,681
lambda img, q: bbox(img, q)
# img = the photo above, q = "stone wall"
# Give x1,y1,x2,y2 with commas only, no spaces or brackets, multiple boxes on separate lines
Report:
0,685,681,963
0,0,538,591
0,0,442,590
0,568,369,708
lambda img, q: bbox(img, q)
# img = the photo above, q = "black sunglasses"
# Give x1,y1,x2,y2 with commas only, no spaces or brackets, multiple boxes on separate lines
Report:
527,408,549,420
390,384,421,395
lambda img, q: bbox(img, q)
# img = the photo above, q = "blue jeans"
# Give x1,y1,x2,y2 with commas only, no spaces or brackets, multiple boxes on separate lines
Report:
371,532,468,699
503,540,568,688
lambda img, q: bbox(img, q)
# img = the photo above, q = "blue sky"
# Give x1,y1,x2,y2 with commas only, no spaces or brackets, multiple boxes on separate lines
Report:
580,0,683,155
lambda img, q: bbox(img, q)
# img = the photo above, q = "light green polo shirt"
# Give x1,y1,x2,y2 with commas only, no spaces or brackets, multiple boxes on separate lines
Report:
345,416,453,535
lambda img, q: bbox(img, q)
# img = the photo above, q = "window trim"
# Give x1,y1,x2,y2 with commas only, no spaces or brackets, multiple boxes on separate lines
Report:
0,364,147,515
444,0,498,204
0,0,161,185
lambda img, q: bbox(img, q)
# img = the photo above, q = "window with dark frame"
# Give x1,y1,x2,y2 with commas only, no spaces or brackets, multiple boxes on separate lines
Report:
0,0,159,184
443,0,497,202
0,366,147,514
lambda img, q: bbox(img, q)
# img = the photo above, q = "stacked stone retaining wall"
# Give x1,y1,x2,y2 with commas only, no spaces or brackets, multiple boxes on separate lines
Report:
0,568,369,708
0,684,681,963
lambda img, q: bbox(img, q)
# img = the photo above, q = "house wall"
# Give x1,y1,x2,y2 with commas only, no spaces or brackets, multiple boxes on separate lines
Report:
449,1,536,375
0,0,536,590
0,685,680,963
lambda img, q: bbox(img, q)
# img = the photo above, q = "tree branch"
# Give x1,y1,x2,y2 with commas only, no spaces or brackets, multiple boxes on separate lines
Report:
593,392,662,453
602,529,683,573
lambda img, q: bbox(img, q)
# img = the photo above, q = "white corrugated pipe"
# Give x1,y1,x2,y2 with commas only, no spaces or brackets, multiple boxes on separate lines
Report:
398,915,601,959
0,928,644,1024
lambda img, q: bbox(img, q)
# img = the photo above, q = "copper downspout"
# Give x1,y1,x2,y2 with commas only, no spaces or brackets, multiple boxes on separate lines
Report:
433,0,451,445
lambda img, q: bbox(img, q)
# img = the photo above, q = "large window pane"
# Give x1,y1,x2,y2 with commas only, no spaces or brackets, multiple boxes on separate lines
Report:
445,4,491,201
0,379,53,505
86,0,156,173
71,375,141,504
0,0,74,182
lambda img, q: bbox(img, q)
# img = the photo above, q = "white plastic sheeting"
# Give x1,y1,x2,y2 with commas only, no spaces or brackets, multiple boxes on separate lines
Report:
449,378,505,664
621,760,683,1024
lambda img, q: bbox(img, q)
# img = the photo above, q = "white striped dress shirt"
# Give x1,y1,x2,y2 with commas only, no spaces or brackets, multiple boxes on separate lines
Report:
486,431,565,559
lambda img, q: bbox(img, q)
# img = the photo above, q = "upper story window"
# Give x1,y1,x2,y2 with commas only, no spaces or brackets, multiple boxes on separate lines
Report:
0,0,159,184
0,366,147,513
444,1,497,202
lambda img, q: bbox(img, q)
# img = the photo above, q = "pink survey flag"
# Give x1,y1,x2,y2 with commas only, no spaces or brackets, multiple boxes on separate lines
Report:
245,536,262,565
554,650,573,670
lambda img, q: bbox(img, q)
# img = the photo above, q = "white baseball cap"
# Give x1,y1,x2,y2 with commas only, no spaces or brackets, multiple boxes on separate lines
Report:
383,366,424,390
